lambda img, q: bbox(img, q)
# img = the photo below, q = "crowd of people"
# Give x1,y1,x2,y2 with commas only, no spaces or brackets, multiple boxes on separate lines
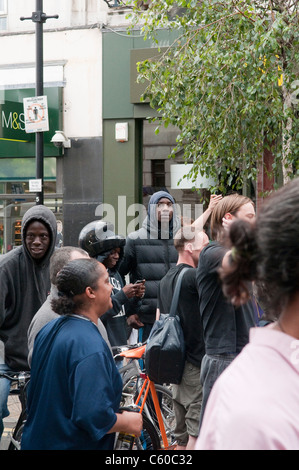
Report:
0,181,299,450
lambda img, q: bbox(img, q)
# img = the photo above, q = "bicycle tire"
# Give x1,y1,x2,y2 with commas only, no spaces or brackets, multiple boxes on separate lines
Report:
116,407,160,450
7,410,26,451
7,380,29,451
134,412,160,450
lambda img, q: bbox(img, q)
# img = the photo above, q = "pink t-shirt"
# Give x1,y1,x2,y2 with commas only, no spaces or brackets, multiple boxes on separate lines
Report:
196,326,299,450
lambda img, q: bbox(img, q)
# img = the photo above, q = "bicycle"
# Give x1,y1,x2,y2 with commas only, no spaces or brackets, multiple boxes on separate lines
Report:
0,370,30,450
114,343,176,450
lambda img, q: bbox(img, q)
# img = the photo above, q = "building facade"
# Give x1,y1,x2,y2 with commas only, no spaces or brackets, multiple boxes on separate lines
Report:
0,0,106,251
0,1,263,252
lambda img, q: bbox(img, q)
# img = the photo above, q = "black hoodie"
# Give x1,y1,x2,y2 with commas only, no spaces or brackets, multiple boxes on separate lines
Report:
0,205,57,370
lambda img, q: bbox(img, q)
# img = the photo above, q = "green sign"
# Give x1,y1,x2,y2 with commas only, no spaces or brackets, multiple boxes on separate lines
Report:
0,87,62,157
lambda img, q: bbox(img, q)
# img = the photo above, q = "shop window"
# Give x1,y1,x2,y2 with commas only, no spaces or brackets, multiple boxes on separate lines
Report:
13,220,21,246
0,0,7,14
0,0,7,31
151,159,165,188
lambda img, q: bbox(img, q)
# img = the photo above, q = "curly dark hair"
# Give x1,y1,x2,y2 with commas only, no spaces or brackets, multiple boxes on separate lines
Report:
220,178,299,319
51,258,102,315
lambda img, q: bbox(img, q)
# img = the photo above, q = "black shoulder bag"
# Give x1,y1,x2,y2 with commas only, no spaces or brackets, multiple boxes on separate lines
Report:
144,268,188,384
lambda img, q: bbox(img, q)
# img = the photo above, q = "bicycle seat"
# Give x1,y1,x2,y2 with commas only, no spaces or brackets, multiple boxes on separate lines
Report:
119,344,146,359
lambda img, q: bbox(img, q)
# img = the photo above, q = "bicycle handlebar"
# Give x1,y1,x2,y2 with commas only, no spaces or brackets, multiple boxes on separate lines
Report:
0,371,31,382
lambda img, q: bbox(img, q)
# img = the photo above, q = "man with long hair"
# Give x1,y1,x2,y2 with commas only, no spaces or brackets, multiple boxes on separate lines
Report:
197,193,256,428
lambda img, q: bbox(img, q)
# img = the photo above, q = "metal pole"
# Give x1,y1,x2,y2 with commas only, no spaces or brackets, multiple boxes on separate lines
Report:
35,0,44,205
20,2,58,206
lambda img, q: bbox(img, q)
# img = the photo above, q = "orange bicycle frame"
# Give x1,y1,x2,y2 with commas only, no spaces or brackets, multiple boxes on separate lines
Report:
119,344,171,450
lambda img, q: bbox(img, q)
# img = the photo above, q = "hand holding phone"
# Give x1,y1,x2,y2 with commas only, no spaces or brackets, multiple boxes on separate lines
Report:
134,279,145,298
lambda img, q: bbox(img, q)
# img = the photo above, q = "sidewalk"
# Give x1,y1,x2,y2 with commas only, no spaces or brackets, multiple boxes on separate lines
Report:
0,392,20,450
0,343,24,450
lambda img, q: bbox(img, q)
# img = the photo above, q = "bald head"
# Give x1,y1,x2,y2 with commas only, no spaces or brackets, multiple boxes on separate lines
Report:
49,246,89,285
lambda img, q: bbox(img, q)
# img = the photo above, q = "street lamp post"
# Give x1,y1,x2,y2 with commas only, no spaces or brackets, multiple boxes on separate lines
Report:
20,1,58,205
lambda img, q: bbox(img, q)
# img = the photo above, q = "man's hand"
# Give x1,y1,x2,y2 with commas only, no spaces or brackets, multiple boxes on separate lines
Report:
127,314,144,329
123,280,145,299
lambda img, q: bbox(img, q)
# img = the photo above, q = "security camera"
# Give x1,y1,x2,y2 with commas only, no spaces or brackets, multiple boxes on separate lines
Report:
51,130,71,148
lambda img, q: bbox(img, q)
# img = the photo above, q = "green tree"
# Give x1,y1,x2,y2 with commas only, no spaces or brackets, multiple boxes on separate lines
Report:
129,0,299,194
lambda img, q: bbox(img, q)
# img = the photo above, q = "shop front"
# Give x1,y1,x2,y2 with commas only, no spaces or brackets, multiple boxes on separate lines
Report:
0,87,62,253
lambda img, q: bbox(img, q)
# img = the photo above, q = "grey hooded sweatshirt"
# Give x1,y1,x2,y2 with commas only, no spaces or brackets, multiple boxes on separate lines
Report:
0,205,57,370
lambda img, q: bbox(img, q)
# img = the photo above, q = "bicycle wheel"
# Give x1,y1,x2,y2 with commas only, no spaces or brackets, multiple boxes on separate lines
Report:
120,369,139,407
116,407,160,450
7,410,26,450
136,384,176,447
7,379,29,450
156,384,176,440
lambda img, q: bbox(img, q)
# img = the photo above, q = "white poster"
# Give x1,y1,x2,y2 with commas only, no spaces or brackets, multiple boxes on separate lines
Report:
23,95,49,133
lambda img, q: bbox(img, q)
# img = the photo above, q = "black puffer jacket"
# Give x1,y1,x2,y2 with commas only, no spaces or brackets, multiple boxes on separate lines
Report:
119,191,180,325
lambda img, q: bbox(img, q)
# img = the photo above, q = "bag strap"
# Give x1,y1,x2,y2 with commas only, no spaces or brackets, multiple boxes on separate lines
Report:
169,267,189,317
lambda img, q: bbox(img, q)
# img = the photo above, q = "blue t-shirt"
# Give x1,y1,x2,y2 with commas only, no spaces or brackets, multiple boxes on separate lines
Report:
21,315,122,450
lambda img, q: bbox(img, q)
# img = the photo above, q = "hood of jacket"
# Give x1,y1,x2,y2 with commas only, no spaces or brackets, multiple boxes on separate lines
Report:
21,204,57,265
143,191,181,239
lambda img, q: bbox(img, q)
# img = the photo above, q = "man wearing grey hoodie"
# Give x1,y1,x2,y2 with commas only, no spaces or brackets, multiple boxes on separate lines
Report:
0,204,57,440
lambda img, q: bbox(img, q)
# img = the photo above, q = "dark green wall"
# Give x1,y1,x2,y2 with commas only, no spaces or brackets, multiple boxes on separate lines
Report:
102,118,142,234
102,29,177,231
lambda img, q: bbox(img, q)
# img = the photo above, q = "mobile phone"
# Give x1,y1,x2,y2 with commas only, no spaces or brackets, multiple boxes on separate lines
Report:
134,280,144,284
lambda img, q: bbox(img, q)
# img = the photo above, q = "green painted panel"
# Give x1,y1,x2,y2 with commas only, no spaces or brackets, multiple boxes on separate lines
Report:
103,118,143,233
102,29,179,119
102,32,134,119
0,87,62,157
130,47,167,104
0,157,56,180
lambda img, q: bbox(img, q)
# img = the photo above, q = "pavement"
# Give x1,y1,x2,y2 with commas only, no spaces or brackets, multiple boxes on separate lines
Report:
0,394,20,450
0,341,20,450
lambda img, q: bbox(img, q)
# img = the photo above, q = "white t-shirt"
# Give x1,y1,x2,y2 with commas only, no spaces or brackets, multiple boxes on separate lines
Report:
196,326,299,450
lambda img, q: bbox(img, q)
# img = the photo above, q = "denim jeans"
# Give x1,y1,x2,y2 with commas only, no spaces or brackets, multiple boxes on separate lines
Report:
0,363,11,440
199,353,237,430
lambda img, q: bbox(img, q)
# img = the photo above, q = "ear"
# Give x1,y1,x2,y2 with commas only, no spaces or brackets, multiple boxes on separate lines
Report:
185,242,193,254
224,212,233,220
85,286,96,299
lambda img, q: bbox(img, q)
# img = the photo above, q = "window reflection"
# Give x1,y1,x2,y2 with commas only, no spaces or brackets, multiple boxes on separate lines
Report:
0,181,62,253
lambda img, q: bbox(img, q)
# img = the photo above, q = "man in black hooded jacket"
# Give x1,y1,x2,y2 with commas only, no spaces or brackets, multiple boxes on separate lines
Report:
118,191,180,342
0,204,57,440
118,191,222,342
